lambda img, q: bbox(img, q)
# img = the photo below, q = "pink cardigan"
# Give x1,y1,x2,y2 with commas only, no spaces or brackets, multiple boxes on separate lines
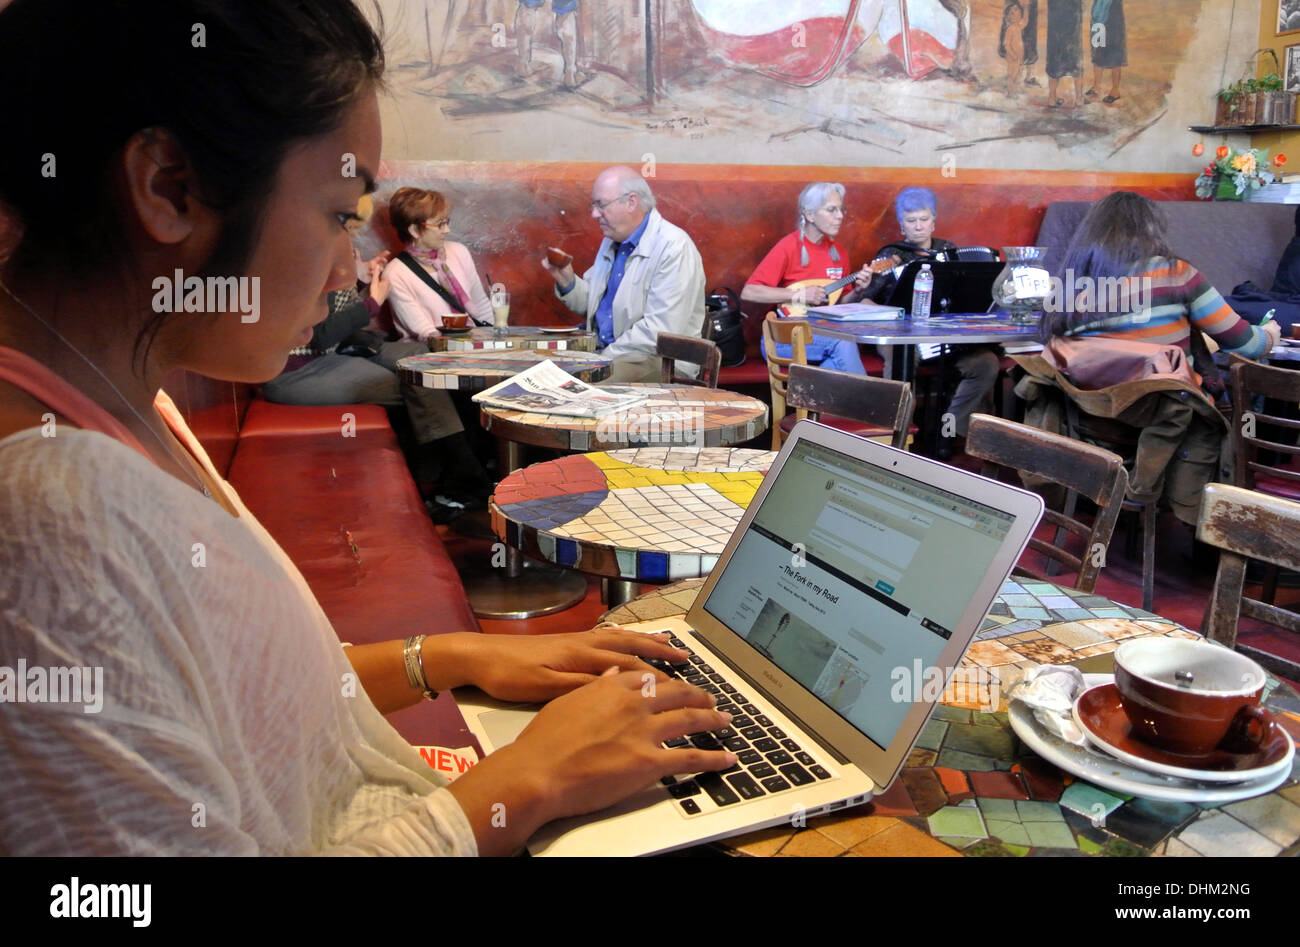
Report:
383,241,494,340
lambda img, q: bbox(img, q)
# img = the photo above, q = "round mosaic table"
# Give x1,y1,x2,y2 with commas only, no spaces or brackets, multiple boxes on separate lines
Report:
491,447,774,606
480,383,770,453
396,349,611,392
426,325,596,353
600,579,1300,858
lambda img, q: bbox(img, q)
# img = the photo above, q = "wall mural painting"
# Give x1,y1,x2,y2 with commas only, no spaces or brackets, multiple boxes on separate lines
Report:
370,0,1251,170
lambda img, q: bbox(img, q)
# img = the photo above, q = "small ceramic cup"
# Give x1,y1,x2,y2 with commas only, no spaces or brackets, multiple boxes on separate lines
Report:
440,314,471,330
1113,637,1270,756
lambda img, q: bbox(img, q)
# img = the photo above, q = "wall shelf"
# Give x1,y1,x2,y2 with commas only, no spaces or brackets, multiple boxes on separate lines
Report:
1189,124,1300,133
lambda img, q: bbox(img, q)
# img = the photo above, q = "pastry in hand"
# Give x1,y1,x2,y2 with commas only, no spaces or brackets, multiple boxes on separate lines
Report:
546,246,573,268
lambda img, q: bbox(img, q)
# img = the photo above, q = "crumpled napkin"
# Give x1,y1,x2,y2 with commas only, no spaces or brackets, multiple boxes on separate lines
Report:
1004,665,1088,745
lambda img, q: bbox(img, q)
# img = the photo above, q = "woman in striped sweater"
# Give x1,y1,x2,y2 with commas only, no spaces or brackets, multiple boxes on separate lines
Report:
1043,192,1281,393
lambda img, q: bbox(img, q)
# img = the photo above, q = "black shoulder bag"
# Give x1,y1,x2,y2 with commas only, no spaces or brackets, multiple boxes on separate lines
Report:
396,251,472,317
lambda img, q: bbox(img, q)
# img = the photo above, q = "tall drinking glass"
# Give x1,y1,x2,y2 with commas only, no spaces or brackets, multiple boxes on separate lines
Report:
491,288,510,338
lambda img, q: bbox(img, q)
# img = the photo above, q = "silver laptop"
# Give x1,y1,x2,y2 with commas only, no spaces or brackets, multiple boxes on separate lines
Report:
458,420,1044,856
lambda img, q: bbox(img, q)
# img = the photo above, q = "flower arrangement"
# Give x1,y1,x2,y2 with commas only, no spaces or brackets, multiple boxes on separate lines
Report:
1194,146,1281,199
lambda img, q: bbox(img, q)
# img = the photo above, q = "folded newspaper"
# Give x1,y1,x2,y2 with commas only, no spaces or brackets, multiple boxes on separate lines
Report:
806,301,904,321
472,359,649,418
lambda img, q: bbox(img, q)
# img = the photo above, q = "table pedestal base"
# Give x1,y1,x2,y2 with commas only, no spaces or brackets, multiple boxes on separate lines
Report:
463,563,589,620
602,578,641,608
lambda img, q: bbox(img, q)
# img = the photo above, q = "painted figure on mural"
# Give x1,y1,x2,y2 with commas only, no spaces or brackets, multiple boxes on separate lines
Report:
1085,0,1125,105
516,0,581,88
1045,0,1084,108
937,0,974,80
998,2,1027,96
999,0,1040,89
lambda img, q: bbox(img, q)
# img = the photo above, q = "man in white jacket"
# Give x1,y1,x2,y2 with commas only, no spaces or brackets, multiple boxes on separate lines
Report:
543,166,706,381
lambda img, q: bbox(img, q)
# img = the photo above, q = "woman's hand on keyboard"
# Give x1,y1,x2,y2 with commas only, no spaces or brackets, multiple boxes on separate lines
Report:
447,669,734,855
429,628,687,702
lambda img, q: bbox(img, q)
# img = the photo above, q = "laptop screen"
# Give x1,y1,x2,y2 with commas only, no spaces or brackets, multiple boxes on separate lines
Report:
701,439,1015,752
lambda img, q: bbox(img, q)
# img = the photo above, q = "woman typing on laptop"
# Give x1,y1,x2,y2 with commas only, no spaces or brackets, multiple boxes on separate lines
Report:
0,0,734,857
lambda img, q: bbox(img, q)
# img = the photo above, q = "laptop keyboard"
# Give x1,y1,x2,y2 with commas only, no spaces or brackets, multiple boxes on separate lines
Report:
647,635,834,817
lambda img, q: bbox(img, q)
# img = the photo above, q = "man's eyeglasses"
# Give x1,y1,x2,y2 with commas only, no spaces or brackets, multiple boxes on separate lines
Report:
590,193,632,213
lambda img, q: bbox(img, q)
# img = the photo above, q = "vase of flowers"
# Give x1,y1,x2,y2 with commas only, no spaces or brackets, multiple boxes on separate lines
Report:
1194,146,1278,200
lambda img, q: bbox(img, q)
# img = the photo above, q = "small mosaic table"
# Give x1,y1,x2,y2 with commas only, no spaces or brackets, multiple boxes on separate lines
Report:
396,349,611,392
492,448,773,606
426,326,596,353
601,579,1300,858
480,384,770,453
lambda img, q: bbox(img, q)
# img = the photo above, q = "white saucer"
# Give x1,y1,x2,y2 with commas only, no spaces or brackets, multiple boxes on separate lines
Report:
538,326,583,333
1008,676,1293,804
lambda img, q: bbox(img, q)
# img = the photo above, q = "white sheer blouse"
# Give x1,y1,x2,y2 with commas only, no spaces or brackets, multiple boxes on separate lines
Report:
0,421,476,856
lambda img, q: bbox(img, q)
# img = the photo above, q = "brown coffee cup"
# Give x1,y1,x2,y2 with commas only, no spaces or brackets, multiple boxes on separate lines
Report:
440,314,471,329
1113,638,1270,756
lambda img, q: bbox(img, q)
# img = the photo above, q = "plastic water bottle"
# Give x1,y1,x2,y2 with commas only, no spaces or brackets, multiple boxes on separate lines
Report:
912,263,934,321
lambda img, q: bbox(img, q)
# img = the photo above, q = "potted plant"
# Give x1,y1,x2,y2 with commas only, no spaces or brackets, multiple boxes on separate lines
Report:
1194,146,1279,199
1214,49,1297,126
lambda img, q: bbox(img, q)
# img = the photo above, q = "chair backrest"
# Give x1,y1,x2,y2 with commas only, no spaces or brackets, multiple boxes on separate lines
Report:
657,332,721,388
762,312,809,448
785,363,914,450
1197,482,1300,681
965,413,1129,592
1229,357,1300,493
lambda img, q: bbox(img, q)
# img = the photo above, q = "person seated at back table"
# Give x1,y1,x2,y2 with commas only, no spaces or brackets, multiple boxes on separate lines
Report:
740,182,877,376
382,187,494,341
1043,191,1280,382
542,165,706,383
864,186,1000,459
263,201,488,518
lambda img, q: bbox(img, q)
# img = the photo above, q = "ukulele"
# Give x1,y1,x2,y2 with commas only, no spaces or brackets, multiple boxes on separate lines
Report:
776,256,899,317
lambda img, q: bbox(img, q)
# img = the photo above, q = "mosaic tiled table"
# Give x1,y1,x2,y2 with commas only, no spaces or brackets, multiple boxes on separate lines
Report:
426,326,596,352
492,448,773,605
601,579,1300,857
396,349,611,392
480,384,770,453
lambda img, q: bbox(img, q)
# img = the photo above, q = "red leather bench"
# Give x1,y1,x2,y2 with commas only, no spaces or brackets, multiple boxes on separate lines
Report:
174,374,481,752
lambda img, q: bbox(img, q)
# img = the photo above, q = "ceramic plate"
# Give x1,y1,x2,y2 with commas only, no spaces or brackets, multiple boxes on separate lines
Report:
1008,676,1292,803
1073,682,1294,783
437,325,473,334
538,326,583,333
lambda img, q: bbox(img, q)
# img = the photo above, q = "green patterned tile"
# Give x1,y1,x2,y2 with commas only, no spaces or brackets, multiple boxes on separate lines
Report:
985,819,1032,847
1002,843,1030,857
938,836,981,850
915,717,948,751
1025,820,1078,849
1222,794,1300,848
927,805,988,839
1016,800,1066,822
935,748,997,772
943,722,1016,759
932,705,972,723
977,797,1021,822
1101,838,1148,857
1060,783,1125,823
1078,836,1104,855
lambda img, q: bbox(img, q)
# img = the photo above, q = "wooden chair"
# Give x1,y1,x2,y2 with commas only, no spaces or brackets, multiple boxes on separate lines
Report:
785,363,915,450
762,312,810,449
1197,482,1300,681
1228,356,1300,604
1229,357,1300,498
657,332,721,388
965,414,1129,593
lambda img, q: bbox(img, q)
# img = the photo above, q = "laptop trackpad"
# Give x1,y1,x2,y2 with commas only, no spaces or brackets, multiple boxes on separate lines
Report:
479,708,537,748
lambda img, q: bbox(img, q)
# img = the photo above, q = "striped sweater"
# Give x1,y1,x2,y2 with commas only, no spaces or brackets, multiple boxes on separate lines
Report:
1064,257,1270,359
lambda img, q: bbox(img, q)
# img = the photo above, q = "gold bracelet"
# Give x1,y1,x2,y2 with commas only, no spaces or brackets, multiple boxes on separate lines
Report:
402,635,438,700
